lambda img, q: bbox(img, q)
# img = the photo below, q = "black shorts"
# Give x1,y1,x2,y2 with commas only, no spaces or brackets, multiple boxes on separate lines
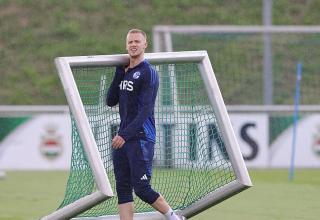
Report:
112,139,159,204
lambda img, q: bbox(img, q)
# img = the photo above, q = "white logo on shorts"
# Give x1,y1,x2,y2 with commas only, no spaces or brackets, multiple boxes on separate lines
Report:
140,174,148,180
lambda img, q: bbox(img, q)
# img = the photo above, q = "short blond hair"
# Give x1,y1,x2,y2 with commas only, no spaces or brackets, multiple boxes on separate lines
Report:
127,29,147,41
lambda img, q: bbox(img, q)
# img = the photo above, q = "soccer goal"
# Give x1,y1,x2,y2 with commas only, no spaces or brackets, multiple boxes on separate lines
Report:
42,51,252,220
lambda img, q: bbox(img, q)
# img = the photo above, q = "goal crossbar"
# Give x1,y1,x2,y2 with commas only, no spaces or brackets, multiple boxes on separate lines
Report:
153,25,320,34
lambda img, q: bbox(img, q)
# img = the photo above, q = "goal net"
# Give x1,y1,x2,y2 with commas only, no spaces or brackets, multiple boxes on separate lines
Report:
43,51,251,219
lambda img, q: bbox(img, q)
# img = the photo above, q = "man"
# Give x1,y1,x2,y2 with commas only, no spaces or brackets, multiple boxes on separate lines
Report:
106,29,185,220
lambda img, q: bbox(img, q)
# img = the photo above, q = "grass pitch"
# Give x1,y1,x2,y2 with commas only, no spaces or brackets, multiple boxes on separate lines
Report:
0,169,319,220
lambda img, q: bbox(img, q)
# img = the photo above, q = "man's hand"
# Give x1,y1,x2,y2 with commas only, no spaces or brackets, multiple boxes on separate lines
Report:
112,135,125,149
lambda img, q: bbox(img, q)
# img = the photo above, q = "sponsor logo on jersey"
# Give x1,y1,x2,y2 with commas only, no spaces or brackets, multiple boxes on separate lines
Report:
119,80,133,91
133,71,141,79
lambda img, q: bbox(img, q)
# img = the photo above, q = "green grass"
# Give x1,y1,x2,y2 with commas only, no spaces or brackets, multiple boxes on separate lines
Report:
0,169,320,220
197,169,320,220
0,171,68,220
1,0,320,105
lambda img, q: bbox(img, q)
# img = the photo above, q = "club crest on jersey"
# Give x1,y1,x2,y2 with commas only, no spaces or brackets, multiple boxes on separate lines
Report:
133,71,141,79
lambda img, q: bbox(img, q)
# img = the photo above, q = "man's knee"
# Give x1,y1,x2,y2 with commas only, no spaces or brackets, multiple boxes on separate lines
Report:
134,185,160,204
116,182,133,204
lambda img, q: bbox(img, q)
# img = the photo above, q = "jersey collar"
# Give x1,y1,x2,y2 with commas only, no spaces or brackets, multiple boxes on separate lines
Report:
127,59,147,72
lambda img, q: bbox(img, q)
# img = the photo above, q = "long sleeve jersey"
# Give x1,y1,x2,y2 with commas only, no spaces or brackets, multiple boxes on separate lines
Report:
106,59,159,143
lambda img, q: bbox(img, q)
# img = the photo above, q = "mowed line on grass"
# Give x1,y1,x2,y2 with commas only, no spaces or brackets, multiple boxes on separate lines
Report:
0,170,319,220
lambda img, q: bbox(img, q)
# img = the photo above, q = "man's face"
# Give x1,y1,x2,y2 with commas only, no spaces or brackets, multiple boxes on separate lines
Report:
126,33,147,58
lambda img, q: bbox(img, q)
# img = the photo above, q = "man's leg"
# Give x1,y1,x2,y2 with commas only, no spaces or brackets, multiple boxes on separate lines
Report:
128,139,160,204
118,202,134,220
128,140,184,220
113,145,134,220
151,194,170,213
152,195,185,220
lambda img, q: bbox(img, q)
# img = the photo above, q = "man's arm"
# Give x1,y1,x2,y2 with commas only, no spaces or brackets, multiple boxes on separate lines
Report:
106,67,124,107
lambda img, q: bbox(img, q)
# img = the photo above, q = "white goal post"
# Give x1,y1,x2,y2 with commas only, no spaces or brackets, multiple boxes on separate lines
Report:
152,25,320,52
42,51,252,220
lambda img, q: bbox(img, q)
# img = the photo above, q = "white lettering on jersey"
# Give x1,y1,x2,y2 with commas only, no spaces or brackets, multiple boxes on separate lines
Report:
127,81,133,91
119,80,133,91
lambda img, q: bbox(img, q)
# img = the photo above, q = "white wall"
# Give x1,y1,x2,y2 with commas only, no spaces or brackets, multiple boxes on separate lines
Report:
0,114,72,170
1,113,320,170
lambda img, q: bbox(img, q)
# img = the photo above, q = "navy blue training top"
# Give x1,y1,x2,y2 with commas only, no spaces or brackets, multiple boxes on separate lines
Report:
106,60,159,143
